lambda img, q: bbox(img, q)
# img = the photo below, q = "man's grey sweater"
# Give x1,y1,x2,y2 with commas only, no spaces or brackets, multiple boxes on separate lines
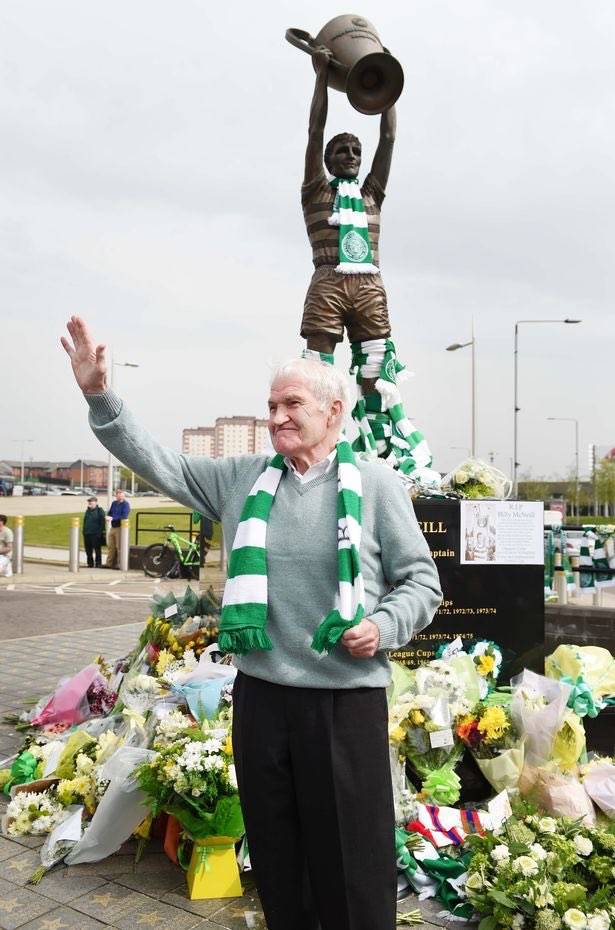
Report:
87,391,442,690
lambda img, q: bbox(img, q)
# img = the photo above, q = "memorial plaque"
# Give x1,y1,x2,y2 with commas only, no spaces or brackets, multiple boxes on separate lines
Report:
388,499,545,678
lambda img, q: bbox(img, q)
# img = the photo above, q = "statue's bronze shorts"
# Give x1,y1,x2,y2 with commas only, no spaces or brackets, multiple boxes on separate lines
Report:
300,266,391,344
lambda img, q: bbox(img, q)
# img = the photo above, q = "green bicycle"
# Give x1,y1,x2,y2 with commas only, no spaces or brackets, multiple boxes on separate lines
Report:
142,525,201,578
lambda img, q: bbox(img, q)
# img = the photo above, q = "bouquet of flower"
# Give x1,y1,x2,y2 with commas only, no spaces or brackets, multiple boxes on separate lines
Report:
152,708,198,749
3,789,69,837
518,765,596,826
441,458,512,499
389,662,471,805
134,729,243,841
456,703,524,792
579,757,615,818
511,670,572,766
463,805,615,930
468,641,503,695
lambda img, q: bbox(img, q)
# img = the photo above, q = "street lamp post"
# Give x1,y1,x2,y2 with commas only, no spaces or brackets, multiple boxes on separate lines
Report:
547,417,579,515
513,319,581,498
446,320,476,458
106,354,139,506
11,439,34,484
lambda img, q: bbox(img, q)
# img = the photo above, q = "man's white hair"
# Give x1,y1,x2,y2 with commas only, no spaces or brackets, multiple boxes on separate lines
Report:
270,358,351,416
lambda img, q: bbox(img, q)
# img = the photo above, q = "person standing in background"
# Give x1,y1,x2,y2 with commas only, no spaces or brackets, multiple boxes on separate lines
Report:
106,488,129,569
0,515,13,578
83,496,106,568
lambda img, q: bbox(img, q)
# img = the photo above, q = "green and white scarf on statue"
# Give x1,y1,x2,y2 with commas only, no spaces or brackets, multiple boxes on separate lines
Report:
218,440,365,656
350,339,440,485
328,178,379,274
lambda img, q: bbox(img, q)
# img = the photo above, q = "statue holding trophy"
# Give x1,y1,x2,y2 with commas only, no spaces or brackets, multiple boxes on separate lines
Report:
287,15,438,487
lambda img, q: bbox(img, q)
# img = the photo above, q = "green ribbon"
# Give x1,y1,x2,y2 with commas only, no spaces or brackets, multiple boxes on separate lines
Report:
421,767,461,806
561,675,604,718
3,751,38,795
192,840,236,874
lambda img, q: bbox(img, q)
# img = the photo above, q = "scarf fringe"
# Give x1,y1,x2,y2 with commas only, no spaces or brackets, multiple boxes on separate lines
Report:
311,608,362,655
218,628,273,656
334,262,380,275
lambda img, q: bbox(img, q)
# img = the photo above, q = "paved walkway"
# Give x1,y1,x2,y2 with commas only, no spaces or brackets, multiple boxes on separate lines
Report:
0,625,447,929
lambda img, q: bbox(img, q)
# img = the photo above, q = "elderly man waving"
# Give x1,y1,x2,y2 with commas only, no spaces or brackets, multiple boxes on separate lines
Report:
61,316,442,930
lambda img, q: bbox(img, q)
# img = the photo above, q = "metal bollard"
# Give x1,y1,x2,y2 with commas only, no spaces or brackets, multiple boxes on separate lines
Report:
12,516,24,575
592,587,604,608
119,518,130,573
69,517,80,573
553,567,567,605
570,555,580,596
219,536,227,574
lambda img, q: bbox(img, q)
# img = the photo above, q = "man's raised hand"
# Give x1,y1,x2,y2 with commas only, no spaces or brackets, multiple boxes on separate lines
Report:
60,316,107,394
313,45,333,74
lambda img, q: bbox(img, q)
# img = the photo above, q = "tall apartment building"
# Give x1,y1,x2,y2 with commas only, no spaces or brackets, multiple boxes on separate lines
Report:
182,417,269,458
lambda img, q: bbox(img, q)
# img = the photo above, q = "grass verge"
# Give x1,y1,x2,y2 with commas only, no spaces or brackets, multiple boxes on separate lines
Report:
16,507,220,548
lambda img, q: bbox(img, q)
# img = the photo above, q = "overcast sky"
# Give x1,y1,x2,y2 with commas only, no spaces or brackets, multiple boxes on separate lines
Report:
1,0,613,479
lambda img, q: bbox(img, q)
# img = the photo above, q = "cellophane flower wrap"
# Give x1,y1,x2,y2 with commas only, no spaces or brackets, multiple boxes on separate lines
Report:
511,670,572,766
579,757,615,818
389,661,472,805
134,728,244,841
456,702,525,793
463,803,615,930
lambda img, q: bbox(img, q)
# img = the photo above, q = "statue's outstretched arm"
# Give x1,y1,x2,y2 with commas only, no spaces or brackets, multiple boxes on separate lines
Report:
370,106,396,190
304,47,332,184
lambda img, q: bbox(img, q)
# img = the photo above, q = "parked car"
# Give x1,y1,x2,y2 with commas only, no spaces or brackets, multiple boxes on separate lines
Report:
46,486,63,496
60,488,80,496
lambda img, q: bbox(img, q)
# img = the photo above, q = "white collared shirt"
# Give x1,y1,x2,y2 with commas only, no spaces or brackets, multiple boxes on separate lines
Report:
285,449,337,484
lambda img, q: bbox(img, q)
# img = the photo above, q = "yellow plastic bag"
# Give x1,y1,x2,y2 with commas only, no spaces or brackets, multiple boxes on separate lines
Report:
546,645,615,701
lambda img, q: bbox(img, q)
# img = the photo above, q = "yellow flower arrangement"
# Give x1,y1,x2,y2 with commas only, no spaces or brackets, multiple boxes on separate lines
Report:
477,705,509,741
410,709,425,726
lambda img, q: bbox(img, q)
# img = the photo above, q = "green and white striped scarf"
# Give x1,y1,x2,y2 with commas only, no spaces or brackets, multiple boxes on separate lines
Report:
328,178,379,275
218,440,365,656
350,339,437,482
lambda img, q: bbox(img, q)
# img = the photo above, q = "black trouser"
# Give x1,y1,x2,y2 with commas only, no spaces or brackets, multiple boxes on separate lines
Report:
232,672,396,930
83,533,102,568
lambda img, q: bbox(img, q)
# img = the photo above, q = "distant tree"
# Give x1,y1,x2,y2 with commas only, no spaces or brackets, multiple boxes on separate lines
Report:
595,458,615,517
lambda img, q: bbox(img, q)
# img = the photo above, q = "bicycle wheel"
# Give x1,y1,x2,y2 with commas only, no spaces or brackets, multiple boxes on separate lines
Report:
142,544,177,578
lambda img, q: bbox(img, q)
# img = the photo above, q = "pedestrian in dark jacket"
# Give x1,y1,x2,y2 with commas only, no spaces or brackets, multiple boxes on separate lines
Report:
83,496,106,568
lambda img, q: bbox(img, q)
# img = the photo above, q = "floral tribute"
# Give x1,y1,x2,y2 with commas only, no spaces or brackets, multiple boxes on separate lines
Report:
134,728,243,841
464,804,615,930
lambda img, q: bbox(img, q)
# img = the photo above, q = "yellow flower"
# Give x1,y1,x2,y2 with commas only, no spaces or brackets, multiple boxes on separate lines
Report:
389,725,406,743
155,649,175,676
410,710,425,726
477,706,509,741
477,654,495,677
224,735,233,756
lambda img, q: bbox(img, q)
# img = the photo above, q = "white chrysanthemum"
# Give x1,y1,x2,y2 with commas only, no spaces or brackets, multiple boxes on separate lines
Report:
529,843,548,861
512,855,539,877
573,835,593,857
538,817,558,834
587,913,609,930
490,844,510,863
563,910,587,930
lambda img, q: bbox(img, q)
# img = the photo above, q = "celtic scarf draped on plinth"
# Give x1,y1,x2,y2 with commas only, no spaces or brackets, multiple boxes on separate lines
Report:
350,339,437,483
218,440,365,656
328,178,380,274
